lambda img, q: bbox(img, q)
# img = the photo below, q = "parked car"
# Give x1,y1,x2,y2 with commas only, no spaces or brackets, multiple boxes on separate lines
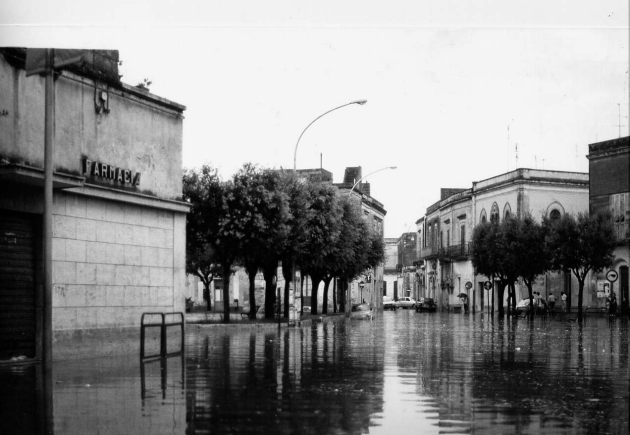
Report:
395,297,416,309
350,303,373,320
516,298,538,315
383,296,396,310
416,297,437,312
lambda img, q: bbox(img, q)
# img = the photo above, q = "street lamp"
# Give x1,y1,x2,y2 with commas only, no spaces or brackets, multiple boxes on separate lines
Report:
291,99,367,322
293,99,367,171
348,166,397,195
359,281,365,303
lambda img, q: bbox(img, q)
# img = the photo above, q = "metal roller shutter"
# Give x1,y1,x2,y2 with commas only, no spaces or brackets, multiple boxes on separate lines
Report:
0,211,37,360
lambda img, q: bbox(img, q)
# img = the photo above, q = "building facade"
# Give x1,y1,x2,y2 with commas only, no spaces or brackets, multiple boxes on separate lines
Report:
417,169,589,312
0,48,188,360
588,136,630,313
383,238,398,300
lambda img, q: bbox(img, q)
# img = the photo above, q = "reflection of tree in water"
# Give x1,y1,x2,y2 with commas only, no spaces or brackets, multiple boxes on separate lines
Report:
185,321,384,434
399,315,628,434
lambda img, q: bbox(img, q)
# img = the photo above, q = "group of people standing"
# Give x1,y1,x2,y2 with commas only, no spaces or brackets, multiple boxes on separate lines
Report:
532,290,617,316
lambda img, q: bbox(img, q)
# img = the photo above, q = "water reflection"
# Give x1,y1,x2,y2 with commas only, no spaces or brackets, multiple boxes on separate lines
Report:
185,322,385,434
1,313,629,434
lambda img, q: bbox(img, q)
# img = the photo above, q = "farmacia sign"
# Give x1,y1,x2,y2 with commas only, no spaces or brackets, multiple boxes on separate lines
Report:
83,158,141,186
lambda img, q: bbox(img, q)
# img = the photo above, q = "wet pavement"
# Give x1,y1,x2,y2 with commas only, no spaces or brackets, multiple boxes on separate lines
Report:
2,310,629,434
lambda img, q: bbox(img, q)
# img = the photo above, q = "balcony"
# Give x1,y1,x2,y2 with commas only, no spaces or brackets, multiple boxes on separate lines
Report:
420,245,439,260
439,243,472,261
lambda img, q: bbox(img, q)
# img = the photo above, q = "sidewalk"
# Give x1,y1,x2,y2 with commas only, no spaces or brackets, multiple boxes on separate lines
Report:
185,309,346,329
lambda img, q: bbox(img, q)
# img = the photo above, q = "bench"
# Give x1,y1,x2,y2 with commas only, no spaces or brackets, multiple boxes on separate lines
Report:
241,305,260,319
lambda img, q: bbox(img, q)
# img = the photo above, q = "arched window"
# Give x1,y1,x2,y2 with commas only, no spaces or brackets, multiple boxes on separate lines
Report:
490,203,500,223
480,209,487,223
546,202,565,219
503,203,512,219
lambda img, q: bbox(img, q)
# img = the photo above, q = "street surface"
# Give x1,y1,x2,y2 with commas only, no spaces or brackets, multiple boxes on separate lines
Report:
2,310,629,434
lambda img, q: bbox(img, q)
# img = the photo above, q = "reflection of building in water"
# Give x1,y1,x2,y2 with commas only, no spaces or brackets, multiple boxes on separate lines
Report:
403,316,630,434
185,322,385,434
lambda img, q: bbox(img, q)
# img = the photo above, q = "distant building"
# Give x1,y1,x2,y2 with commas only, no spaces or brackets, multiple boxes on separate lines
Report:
417,169,589,312
396,232,418,300
383,238,398,299
587,136,629,313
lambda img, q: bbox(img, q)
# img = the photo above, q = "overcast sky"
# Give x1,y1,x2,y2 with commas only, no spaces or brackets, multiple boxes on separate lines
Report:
2,0,628,237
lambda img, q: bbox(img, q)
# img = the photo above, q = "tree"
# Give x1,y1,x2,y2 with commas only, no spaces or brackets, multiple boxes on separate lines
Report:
513,214,550,319
298,181,343,315
231,165,290,320
183,166,223,311
471,219,520,318
544,211,616,318
326,196,373,312
183,165,240,323
277,172,310,318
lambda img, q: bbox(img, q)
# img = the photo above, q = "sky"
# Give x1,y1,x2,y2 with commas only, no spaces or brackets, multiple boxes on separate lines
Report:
2,0,629,238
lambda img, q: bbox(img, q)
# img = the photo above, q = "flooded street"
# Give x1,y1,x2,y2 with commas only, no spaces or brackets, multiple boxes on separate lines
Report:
3,310,630,434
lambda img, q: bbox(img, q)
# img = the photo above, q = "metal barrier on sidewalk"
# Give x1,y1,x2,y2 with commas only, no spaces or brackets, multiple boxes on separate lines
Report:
140,312,185,361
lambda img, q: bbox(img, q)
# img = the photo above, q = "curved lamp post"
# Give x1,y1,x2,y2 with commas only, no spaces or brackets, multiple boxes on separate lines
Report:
348,166,397,195
293,99,367,171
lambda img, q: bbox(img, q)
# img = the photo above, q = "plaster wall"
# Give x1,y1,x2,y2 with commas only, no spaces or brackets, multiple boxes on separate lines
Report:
0,57,184,200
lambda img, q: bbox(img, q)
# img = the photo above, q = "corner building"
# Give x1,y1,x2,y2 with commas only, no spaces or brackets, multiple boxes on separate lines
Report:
0,48,188,360
417,169,589,312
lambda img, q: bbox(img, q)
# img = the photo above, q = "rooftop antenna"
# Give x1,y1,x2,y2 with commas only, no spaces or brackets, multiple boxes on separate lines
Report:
515,143,518,169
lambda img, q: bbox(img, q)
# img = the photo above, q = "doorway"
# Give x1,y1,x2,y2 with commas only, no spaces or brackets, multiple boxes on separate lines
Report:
0,210,41,360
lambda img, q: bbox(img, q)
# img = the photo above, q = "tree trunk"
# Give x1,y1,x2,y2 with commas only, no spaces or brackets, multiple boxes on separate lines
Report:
281,261,292,318
203,281,212,311
310,273,323,315
322,276,333,314
340,279,347,313
247,268,257,321
497,282,506,318
332,278,337,313
526,282,534,320
222,269,231,323
577,275,585,321
262,263,277,320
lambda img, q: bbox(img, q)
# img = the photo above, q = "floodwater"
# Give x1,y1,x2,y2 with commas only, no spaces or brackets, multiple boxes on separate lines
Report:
2,310,630,434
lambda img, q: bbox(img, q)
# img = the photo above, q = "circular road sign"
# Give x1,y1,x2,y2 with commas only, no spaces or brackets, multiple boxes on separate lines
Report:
465,281,473,290
606,270,618,282
484,281,492,290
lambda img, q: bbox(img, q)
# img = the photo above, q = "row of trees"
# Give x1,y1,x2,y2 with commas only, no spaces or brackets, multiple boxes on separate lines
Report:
471,211,617,320
183,164,385,322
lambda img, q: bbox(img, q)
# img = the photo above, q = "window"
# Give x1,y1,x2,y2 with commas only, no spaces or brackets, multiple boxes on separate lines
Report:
503,203,512,220
490,203,500,223
550,209,561,220
480,209,487,223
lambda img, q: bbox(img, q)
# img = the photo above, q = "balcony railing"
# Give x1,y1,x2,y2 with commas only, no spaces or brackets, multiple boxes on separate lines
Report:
439,243,472,261
420,245,439,259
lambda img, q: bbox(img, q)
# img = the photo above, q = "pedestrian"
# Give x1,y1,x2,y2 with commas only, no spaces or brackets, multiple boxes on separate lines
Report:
548,293,556,312
609,292,618,317
561,292,567,312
